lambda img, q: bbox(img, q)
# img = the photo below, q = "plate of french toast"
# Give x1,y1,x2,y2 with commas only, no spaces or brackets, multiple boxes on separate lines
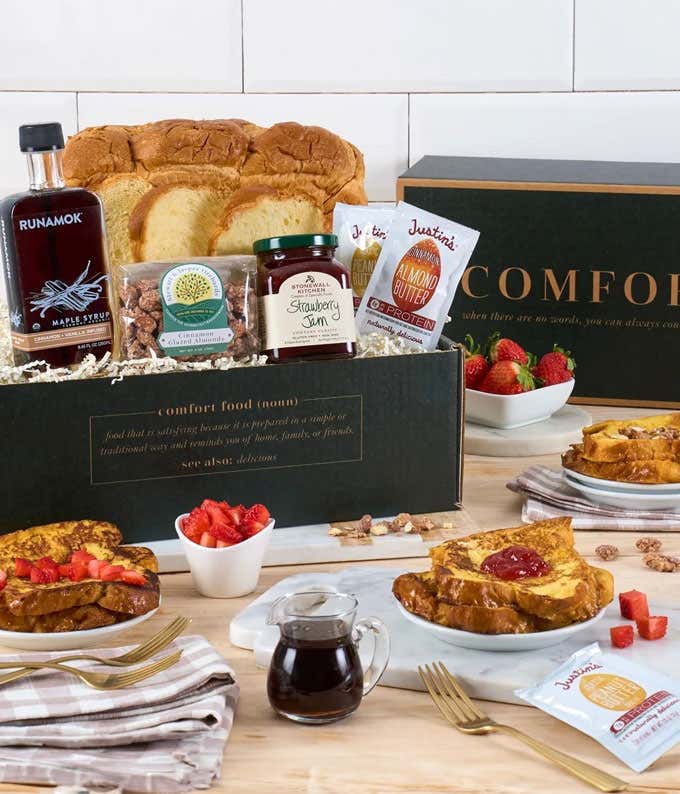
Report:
0,520,160,650
562,413,680,509
392,517,613,651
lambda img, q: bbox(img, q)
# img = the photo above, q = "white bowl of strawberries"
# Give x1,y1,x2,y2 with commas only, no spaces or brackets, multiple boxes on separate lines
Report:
464,333,575,429
176,499,274,598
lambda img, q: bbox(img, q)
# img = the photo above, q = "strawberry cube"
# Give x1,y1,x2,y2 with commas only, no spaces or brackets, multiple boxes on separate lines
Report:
619,590,649,621
610,625,634,648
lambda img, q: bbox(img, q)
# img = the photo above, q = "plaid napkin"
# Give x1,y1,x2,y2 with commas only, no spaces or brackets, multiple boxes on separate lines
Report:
508,465,680,530
0,634,238,793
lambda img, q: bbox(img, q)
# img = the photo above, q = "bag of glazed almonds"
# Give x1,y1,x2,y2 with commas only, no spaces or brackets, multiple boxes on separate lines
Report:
117,256,259,361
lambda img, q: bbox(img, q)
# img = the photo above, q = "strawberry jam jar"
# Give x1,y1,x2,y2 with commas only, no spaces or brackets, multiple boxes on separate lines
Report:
255,234,357,363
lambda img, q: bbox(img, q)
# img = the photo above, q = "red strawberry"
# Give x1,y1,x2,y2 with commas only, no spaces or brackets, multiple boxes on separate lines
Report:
88,559,108,579
35,556,59,573
533,346,575,386
14,557,32,578
0,569,6,592
619,590,649,621
182,507,211,543
200,499,232,527
199,531,217,548
59,564,73,579
68,562,89,582
216,540,231,548
209,522,243,544
120,570,147,586
479,361,535,395
610,625,634,648
30,565,58,584
225,504,247,527
463,335,489,389
487,332,528,365
636,615,668,641
100,564,125,582
71,549,96,566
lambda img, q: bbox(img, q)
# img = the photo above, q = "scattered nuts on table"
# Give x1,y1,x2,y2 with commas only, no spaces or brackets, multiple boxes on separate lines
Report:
643,552,680,572
595,544,619,561
635,537,663,553
370,522,390,536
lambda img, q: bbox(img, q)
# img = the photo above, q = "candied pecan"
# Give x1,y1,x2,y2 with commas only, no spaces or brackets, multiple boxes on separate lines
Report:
358,514,373,533
644,553,680,572
415,517,436,532
390,512,413,531
595,544,619,561
136,279,158,294
635,536,662,553
119,284,139,309
125,339,146,360
402,521,420,534
132,309,157,334
370,522,390,536
138,288,161,312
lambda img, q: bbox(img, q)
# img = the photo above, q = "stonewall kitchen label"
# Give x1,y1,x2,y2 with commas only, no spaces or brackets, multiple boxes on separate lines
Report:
261,271,356,349
158,263,233,357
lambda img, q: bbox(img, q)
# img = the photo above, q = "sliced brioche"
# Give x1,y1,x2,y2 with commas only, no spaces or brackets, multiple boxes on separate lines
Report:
63,125,136,186
129,184,226,261
563,443,680,483
581,413,680,463
95,175,150,270
209,185,325,255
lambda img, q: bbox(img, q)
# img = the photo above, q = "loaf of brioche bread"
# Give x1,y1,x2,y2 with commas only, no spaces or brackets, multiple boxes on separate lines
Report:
63,119,367,271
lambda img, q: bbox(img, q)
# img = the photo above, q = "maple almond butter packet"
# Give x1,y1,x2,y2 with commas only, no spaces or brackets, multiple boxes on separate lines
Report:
355,201,479,350
333,203,394,310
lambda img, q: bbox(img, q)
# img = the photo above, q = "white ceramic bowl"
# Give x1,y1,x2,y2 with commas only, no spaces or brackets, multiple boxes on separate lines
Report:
395,601,606,651
175,514,274,598
563,472,680,511
0,606,159,651
465,378,574,429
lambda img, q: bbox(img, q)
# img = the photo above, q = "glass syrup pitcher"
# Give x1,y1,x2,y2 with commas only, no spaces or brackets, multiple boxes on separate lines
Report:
266,590,390,724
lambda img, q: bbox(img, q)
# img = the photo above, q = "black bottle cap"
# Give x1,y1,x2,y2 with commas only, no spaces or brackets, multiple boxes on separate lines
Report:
19,123,64,152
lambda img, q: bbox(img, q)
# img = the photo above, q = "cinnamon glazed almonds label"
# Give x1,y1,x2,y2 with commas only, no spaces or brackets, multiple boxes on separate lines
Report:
158,263,234,357
261,272,356,349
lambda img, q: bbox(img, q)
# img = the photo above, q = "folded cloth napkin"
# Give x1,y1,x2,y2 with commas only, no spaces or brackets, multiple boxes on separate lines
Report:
507,465,680,530
0,634,238,793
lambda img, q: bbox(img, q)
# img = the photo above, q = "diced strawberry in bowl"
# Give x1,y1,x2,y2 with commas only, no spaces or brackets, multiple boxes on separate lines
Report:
176,498,274,598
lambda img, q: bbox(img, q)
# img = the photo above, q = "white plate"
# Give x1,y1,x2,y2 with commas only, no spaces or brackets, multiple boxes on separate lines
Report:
0,606,159,651
395,601,606,651
563,472,680,511
465,379,574,430
563,466,680,493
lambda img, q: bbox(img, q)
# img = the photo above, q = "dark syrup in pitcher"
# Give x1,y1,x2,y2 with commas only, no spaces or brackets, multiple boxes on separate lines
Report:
267,619,364,723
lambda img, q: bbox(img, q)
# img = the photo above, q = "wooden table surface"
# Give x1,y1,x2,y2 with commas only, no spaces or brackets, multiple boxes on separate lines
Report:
3,406,680,794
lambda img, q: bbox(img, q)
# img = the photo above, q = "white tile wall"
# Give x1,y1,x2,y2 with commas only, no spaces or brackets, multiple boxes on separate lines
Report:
0,0,242,92
243,0,574,93
575,0,680,90
78,93,408,201
410,92,680,164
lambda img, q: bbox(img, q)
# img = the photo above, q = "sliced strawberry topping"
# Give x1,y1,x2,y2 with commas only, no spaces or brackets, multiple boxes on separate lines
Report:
100,564,125,582
14,557,32,578
59,564,73,579
120,570,147,586
225,504,246,526
209,523,243,544
87,559,108,579
0,569,6,592
71,549,96,565
68,562,89,582
30,565,58,584
610,625,635,648
245,504,270,526
637,615,668,640
35,556,59,573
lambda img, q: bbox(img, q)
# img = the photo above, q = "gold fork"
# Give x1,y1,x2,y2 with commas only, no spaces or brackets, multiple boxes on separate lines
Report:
0,648,183,690
419,662,629,793
0,615,190,687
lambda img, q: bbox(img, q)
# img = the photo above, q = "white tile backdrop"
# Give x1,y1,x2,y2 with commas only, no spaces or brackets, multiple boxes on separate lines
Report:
1,0,680,201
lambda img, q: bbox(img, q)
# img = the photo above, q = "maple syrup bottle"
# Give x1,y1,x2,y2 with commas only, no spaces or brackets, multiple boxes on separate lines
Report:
0,123,113,366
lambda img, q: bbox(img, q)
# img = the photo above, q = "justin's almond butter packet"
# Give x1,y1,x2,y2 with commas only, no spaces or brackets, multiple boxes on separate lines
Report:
355,201,479,350
333,203,394,310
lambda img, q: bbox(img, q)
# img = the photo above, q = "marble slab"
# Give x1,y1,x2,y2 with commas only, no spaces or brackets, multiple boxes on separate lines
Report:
145,508,478,573
465,405,592,457
229,567,680,706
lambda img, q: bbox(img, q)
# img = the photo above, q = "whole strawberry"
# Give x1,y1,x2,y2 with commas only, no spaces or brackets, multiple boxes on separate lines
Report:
534,345,575,386
463,334,490,389
487,331,528,365
479,360,535,395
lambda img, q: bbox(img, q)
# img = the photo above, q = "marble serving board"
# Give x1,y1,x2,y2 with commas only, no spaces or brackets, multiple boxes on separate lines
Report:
144,508,478,573
230,567,680,706
465,405,592,457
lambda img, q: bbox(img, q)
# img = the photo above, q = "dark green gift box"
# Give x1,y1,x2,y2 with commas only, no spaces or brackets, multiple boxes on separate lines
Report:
399,155,680,407
0,344,463,544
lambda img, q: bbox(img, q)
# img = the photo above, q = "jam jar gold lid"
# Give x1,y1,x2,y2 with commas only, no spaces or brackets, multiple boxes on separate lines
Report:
253,234,338,254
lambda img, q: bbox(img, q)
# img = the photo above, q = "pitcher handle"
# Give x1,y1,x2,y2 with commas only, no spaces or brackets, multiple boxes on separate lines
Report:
352,617,390,696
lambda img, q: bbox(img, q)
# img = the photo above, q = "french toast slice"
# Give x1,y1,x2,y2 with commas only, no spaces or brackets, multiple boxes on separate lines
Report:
580,413,680,464
563,444,680,484
0,521,160,628
393,518,614,634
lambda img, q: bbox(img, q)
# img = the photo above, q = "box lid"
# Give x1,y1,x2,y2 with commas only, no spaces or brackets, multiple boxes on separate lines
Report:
400,155,680,187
